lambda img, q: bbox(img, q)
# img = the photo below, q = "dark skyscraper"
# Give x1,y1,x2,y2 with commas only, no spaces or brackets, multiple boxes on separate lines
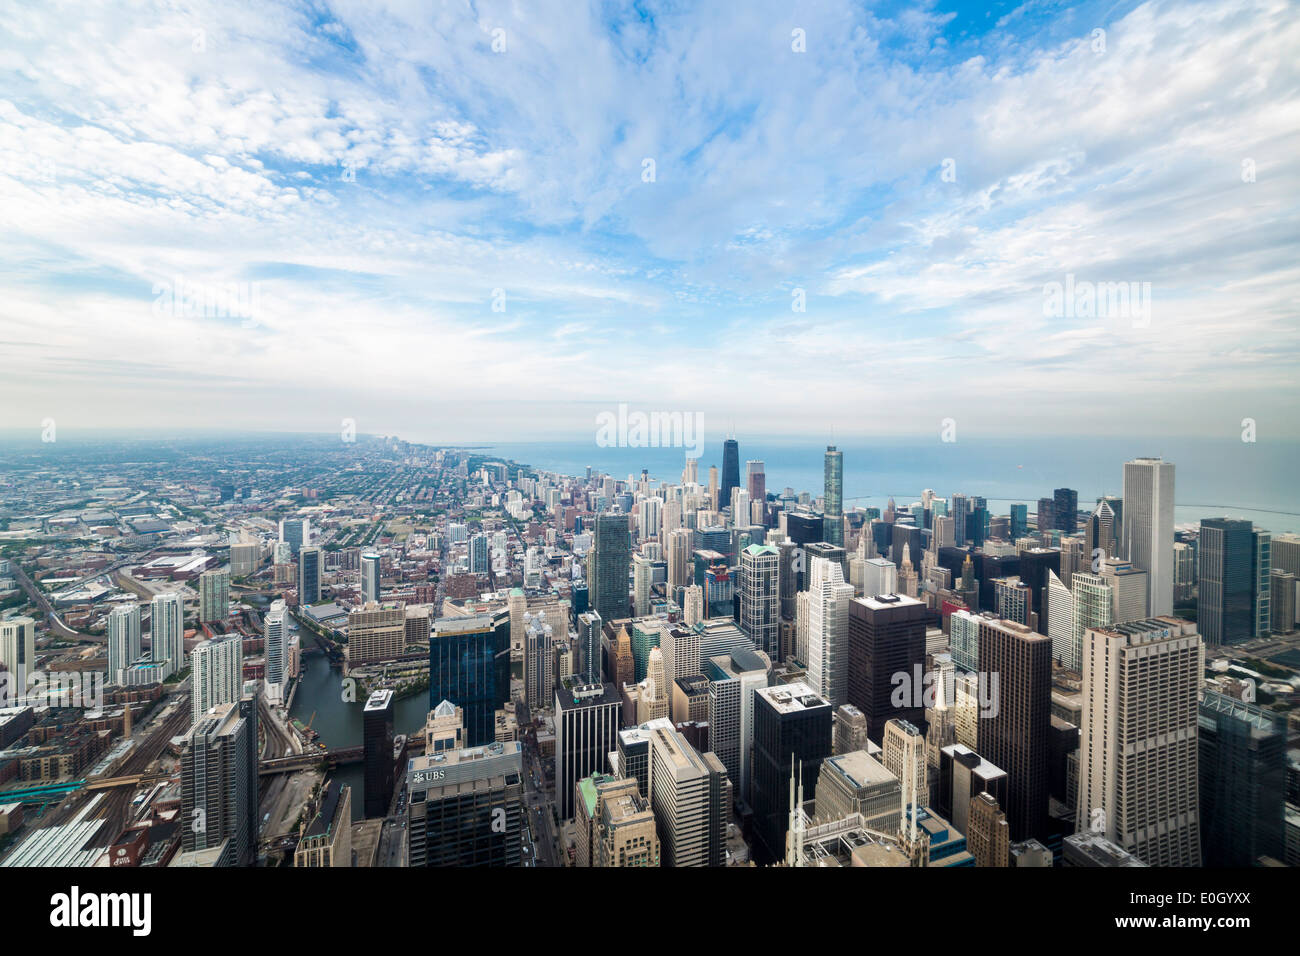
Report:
751,683,832,866
1036,497,1055,535
430,611,511,746
591,513,632,624
721,438,740,515
950,494,969,547
977,618,1051,841
1054,488,1079,534
180,694,259,866
363,689,395,818
823,445,843,546
847,594,928,744
1199,518,1271,646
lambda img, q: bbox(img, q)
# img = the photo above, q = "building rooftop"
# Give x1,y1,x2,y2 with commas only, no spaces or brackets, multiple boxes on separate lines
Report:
757,682,828,714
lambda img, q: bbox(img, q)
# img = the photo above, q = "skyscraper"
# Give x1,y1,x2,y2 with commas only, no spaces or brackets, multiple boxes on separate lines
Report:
190,633,243,726
751,683,833,866
555,676,621,820
407,740,525,867
363,689,395,818
298,545,321,606
1009,504,1028,541
360,552,382,603
180,695,259,866
1122,457,1175,617
198,569,229,624
279,517,309,555
977,618,1051,841
1076,618,1203,866
150,591,185,673
746,460,766,517
646,719,729,866
823,445,844,546
263,599,288,693
106,604,142,685
1053,488,1078,534
847,594,927,744
591,513,631,625
806,556,853,709
720,438,740,518
429,611,511,746
738,543,780,657
1199,518,1271,646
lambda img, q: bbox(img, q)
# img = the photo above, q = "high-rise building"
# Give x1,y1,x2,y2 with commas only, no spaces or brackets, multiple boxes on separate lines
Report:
1199,518,1271,646
738,543,780,657
813,749,900,834
720,439,740,518
977,618,1051,841
468,533,490,574
847,594,927,744
862,557,898,600
363,689,395,818
832,703,870,756
1068,570,1112,673
406,740,524,867
587,774,660,867
555,676,621,820
360,552,382,604
264,599,288,694
823,445,844,546
882,718,928,814
429,611,511,746
1035,497,1055,535
180,695,259,866
646,719,729,866
229,542,260,578
523,612,555,713
1009,504,1028,541
1198,689,1286,867
198,569,229,624
298,546,322,606
295,779,353,867
1097,557,1148,624
806,556,853,708
937,743,1010,837
591,514,631,625
150,591,186,673
705,647,770,806
347,601,407,665
279,517,309,555
1053,488,1078,534
1045,570,1073,667
746,460,766,514
1089,499,1121,562
751,683,832,866
106,604,142,685
1076,618,1203,866
968,791,1011,867
1122,457,1175,617
190,634,243,727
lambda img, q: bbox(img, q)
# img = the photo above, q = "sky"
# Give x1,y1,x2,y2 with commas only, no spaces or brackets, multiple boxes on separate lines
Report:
0,0,1297,445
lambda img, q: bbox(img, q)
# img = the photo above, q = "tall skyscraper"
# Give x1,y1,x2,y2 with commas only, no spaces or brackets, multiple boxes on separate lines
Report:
1045,570,1074,667
806,556,853,709
150,591,185,673
106,604,142,685
847,594,927,744
1009,504,1028,541
705,647,770,806
1198,689,1287,867
646,719,729,866
751,683,832,866
746,460,766,515
1076,618,1203,866
198,569,229,624
190,633,243,726
720,438,740,518
429,611,510,746
823,445,844,546
298,545,322,606
1065,570,1112,673
1122,457,1175,617
180,695,259,866
666,527,693,602
1053,488,1078,534
555,676,621,820
279,517,309,555
977,618,1051,841
363,689,395,818
1199,518,1271,646
263,599,288,693
407,739,525,867
591,513,631,625
360,552,382,603
739,543,780,657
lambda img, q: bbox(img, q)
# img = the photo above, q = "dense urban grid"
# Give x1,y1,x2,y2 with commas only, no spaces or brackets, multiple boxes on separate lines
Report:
0,433,1295,869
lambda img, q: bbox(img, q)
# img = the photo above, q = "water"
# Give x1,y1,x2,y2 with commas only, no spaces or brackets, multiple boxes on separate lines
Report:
289,652,431,821
482,436,1300,533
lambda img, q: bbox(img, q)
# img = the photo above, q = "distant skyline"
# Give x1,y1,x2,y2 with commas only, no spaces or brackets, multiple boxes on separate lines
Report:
2,0,1298,440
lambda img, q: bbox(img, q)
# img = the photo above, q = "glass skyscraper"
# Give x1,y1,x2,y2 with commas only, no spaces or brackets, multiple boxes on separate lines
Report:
429,611,511,746
823,445,843,546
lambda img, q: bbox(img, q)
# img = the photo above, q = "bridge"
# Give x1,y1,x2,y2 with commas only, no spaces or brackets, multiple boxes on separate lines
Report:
0,772,168,804
258,746,364,776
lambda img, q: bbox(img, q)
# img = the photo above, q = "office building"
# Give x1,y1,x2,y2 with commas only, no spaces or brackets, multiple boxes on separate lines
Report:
882,718,928,815
591,514,632,625
180,696,258,866
813,749,900,834
263,599,288,695
555,677,621,820
230,542,260,578
407,740,524,867
430,611,510,747
646,720,729,866
1199,689,1286,867
967,791,1011,867
295,779,353,867
751,683,833,866
279,517,309,555
823,445,844,546
360,552,382,604
1053,488,1078,534
347,601,407,666
721,439,740,518
738,544,780,657
1199,518,1271,646
1122,457,1175,616
806,556,853,708
937,743,1009,836
977,618,1051,841
1076,618,1203,866
847,594,928,744
363,689,395,818
705,647,769,805
1068,570,1113,673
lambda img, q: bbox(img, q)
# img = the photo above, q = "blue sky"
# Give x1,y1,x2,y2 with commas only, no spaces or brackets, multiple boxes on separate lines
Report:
1,0,1297,444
